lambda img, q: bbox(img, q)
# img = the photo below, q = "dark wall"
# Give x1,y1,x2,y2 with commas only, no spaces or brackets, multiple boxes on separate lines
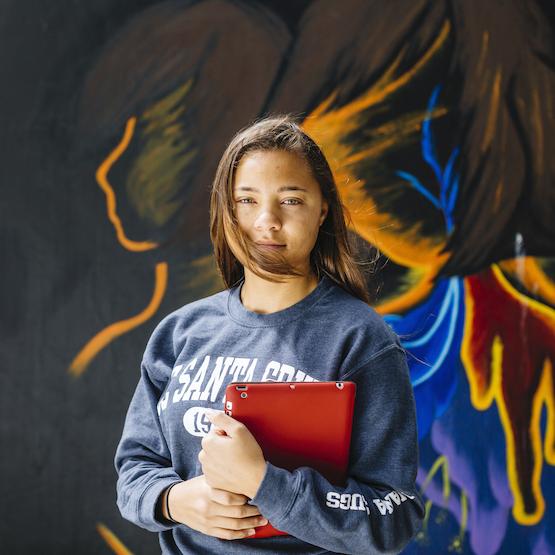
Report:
1,1,554,553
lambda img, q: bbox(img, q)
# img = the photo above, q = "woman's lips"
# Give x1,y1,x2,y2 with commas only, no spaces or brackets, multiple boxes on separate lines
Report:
256,243,285,249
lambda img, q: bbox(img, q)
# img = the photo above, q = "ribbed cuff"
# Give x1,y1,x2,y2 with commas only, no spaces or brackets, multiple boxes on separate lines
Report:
139,478,183,532
249,462,301,527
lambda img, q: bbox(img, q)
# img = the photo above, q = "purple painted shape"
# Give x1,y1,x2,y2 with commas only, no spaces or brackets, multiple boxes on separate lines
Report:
531,530,552,555
428,417,510,555
487,452,512,506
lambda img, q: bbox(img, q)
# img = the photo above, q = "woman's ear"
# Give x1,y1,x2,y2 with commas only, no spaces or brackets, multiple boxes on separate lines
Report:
320,200,329,226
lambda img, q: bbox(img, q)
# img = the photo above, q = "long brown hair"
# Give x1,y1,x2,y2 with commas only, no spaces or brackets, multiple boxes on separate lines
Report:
209,113,376,304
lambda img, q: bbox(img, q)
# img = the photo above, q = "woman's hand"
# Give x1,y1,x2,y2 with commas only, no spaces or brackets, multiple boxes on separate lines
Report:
166,475,268,540
199,410,267,499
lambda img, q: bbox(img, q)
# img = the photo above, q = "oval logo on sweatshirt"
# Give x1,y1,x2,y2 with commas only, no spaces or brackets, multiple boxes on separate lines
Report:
183,406,222,436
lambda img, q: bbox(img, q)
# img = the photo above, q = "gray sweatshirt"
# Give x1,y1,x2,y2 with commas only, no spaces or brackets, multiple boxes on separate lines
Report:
114,274,425,554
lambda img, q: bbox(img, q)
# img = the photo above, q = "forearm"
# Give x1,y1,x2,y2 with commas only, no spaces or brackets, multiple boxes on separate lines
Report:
250,463,425,555
244,460,269,499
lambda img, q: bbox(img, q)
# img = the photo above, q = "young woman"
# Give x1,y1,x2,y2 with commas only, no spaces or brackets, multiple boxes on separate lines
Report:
114,114,425,554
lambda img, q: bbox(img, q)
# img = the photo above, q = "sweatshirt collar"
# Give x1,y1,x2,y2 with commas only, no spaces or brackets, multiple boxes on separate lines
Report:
227,274,334,327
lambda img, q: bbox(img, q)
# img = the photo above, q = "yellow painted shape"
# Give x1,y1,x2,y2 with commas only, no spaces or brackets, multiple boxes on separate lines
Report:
499,257,555,306
341,110,447,167
448,489,468,553
531,87,544,172
374,266,436,314
128,79,197,227
68,262,167,377
420,454,451,502
423,499,433,532
492,264,555,320
540,358,555,465
481,67,501,153
418,454,468,550
95,116,158,252
96,522,133,555
309,21,450,123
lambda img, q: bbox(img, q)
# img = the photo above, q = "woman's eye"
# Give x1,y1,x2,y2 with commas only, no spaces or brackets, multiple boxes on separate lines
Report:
235,198,302,205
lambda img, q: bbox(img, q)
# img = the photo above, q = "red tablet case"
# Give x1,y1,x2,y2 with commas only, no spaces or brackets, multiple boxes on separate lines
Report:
222,380,356,539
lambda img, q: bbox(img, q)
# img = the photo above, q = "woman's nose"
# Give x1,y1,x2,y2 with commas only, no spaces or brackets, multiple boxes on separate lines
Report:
254,207,282,231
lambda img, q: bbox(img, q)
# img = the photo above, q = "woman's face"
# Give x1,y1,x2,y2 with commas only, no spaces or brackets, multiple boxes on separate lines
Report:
232,149,329,273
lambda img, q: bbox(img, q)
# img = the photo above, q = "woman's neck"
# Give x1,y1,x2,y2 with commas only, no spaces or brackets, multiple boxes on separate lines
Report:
240,270,320,315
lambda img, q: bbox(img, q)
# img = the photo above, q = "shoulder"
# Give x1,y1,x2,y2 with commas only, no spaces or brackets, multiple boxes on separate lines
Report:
324,279,400,346
323,280,404,374
141,287,230,379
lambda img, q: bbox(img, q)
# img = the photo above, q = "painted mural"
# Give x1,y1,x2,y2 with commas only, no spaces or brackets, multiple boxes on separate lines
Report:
3,1,554,553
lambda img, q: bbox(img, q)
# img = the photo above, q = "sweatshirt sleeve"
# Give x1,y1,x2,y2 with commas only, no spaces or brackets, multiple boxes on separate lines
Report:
114,316,184,533
249,344,425,555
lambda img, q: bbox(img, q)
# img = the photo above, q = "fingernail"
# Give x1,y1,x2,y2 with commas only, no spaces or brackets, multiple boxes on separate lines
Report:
248,529,256,535
259,518,268,525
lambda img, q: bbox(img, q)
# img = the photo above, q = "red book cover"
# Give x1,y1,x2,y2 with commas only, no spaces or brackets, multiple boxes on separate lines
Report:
223,381,356,538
